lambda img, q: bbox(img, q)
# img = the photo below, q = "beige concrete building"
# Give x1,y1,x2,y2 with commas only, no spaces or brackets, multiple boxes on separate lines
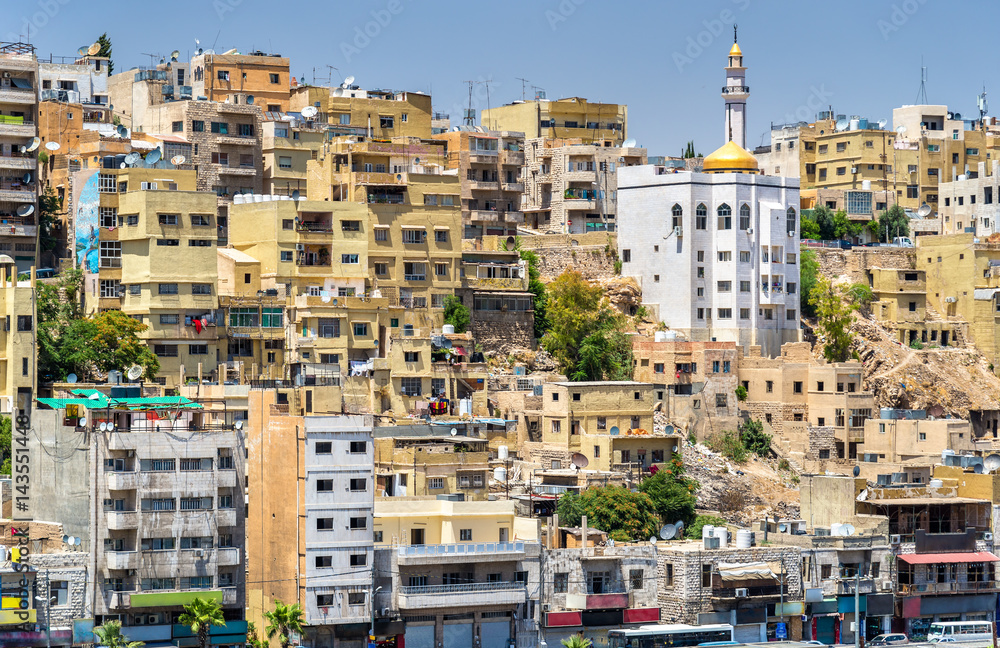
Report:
432,129,524,238
861,414,975,464
521,137,646,233
0,266,36,413
457,249,534,354
261,115,325,195
118,187,224,387
289,85,433,140
739,343,874,466
481,97,627,145
189,50,291,112
374,435,490,500
868,266,961,347
937,159,1000,236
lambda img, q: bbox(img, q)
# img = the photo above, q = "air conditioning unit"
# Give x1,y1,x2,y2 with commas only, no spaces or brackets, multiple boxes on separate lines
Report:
851,167,858,174
985,532,994,542
945,296,957,303
673,226,683,237
890,534,902,545
296,244,305,251
381,607,391,616
880,580,893,592
746,227,754,234
194,549,204,557
541,604,551,612
788,231,796,238
2,72,10,79
735,588,749,598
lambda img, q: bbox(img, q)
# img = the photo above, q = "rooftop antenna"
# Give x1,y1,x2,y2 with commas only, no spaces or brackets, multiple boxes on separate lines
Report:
477,79,493,130
326,65,340,86
516,77,529,102
916,60,928,105
978,85,988,127
141,52,161,68
463,80,476,126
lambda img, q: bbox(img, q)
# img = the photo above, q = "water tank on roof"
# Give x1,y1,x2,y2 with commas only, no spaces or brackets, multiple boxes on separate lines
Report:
442,324,455,335
736,529,752,549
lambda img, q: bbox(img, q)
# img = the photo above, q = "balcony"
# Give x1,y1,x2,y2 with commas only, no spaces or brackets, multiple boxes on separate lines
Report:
397,581,526,610
0,222,37,237
105,551,139,571
107,592,131,610
106,471,138,490
217,547,240,566
565,591,631,610
502,182,524,192
501,151,524,165
0,154,35,170
217,508,238,527
463,276,529,291
469,152,499,164
218,469,237,488
0,188,35,203
106,511,138,530
0,120,35,138
215,135,257,146
355,172,406,186
396,541,526,566
469,209,501,223
712,584,785,600
222,587,238,605
0,88,36,104
217,166,257,176
898,581,1000,595
469,180,499,191
834,577,875,596
721,85,750,95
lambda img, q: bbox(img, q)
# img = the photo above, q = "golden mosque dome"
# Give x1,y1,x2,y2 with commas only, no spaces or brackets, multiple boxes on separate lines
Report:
701,140,759,174
729,41,742,57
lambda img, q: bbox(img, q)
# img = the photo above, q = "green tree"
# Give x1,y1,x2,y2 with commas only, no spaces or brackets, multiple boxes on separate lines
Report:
878,204,909,242
847,282,875,315
442,295,470,333
93,620,145,648
799,248,819,317
682,141,697,159
0,417,10,475
38,187,61,254
637,456,697,527
541,270,633,381
556,485,660,542
246,622,268,648
735,385,748,402
264,600,306,648
178,597,226,648
739,419,771,457
809,276,856,362
800,212,821,240
562,636,593,648
685,514,727,540
812,205,836,240
96,32,114,74
833,209,863,240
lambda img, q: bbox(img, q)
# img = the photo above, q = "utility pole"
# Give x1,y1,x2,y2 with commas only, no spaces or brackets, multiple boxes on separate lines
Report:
854,570,861,648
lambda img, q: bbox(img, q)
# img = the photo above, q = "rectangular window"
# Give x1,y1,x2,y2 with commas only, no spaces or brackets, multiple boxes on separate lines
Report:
402,229,426,244
180,458,212,471
353,322,368,336
428,477,444,489
210,122,228,134
192,120,204,132
350,553,367,567
374,228,388,241
341,220,361,231
717,281,731,292
158,283,178,295
316,479,333,492
349,517,367,530
315,555,332,568
350,478,367,491
717,308,732,319
400,377,422,396
341,254,359,264
192,284,212,295
554,573,568,593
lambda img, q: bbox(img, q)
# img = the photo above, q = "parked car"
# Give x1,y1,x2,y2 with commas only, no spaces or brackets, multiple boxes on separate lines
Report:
869,634,909,646
799,641,826,646
891,236,914,247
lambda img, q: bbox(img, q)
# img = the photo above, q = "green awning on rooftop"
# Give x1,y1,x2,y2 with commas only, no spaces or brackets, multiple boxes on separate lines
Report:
38,394,202,410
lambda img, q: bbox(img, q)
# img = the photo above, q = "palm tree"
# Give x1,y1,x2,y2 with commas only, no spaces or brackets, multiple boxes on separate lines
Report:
178,597,226,648
93,619,146,648
246,621,268,648
263,599,306,648
561,636,593,648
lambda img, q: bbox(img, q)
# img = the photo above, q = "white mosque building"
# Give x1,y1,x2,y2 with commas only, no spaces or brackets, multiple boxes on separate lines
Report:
617,34,801,357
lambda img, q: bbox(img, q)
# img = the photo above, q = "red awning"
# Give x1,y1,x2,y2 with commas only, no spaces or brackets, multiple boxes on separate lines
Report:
624,607,660,624
545,611,583,628
898,551,1000,564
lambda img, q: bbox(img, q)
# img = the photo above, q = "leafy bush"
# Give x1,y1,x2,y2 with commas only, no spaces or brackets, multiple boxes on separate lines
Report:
778,458,791,472
443,295,470,333
707,429,747,463
637,455,697,527
740,419,771,457
556,485,660,542
910,339,924,350
735,385,748,401
686,514,727,540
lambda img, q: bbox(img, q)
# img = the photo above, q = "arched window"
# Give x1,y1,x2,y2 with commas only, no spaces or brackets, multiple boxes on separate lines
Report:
717,203,732,230
739,203,751,230
695,203,707,230
671,204,683,229
786,207,797,235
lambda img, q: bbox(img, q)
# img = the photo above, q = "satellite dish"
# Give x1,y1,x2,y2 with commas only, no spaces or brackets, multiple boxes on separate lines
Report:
778,523,788,533
127,365,143,381
332,87,344,97
835,119,849,132
985,455,1000,472
234,420,244,430
414,157,421,165
291,189,300,200
877,119,887,129
21,172,31,184
66,373,78,384
246,95,255,105
99,422,108,432
571,452,589,468
853,465,861,477
343,75,355,87
917,203,933,217
332,298,338,306
623,138,637,149
974,464,985,474
675,520,685,536
301,106,318,118
649,536,657,545
16,205,33,217
77,46,88,57
45,141,61,151
62,535,69,544
896,125,907,135
171,50,180,61
320,295,331,303
125,152,141,165
120,162,127,169
87,42,101,56
117,124,128,138
171,155,186,166
145,148,162,165
609,426,619,436
843,524,856,536
26,137,40,152
450,428,458,436
660,524,676,540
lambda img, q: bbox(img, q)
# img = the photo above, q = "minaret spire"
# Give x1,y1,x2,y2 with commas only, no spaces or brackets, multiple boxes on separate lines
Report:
722,28,748,149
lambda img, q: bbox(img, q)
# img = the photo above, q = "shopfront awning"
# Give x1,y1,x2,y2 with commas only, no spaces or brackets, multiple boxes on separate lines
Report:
898,551,999,564
717,562,780,581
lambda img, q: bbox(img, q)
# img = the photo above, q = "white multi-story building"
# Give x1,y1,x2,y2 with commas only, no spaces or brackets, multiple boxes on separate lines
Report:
617,36,801,357
937,159,1000,236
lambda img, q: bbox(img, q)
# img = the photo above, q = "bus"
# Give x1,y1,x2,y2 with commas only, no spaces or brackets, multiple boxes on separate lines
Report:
927,621,993,643
608,624,735,648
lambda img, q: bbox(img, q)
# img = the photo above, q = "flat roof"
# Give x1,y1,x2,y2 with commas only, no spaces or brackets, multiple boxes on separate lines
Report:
551,381,652,387
862,496,990,506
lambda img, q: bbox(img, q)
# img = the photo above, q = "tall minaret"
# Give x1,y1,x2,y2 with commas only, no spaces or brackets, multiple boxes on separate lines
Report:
722,25,749,149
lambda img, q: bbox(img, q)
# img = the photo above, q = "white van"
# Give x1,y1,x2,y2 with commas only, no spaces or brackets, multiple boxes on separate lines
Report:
927,621,993,643
891,236,914,248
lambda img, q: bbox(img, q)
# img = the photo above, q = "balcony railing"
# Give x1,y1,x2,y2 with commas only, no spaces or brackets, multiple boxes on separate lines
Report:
398,542,524,557
898,581,1000,595
400,581,523,596
722,85,750,95
712,584,785,599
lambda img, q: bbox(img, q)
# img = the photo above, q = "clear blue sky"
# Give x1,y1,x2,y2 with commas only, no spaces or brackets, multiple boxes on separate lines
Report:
9,0,997,156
